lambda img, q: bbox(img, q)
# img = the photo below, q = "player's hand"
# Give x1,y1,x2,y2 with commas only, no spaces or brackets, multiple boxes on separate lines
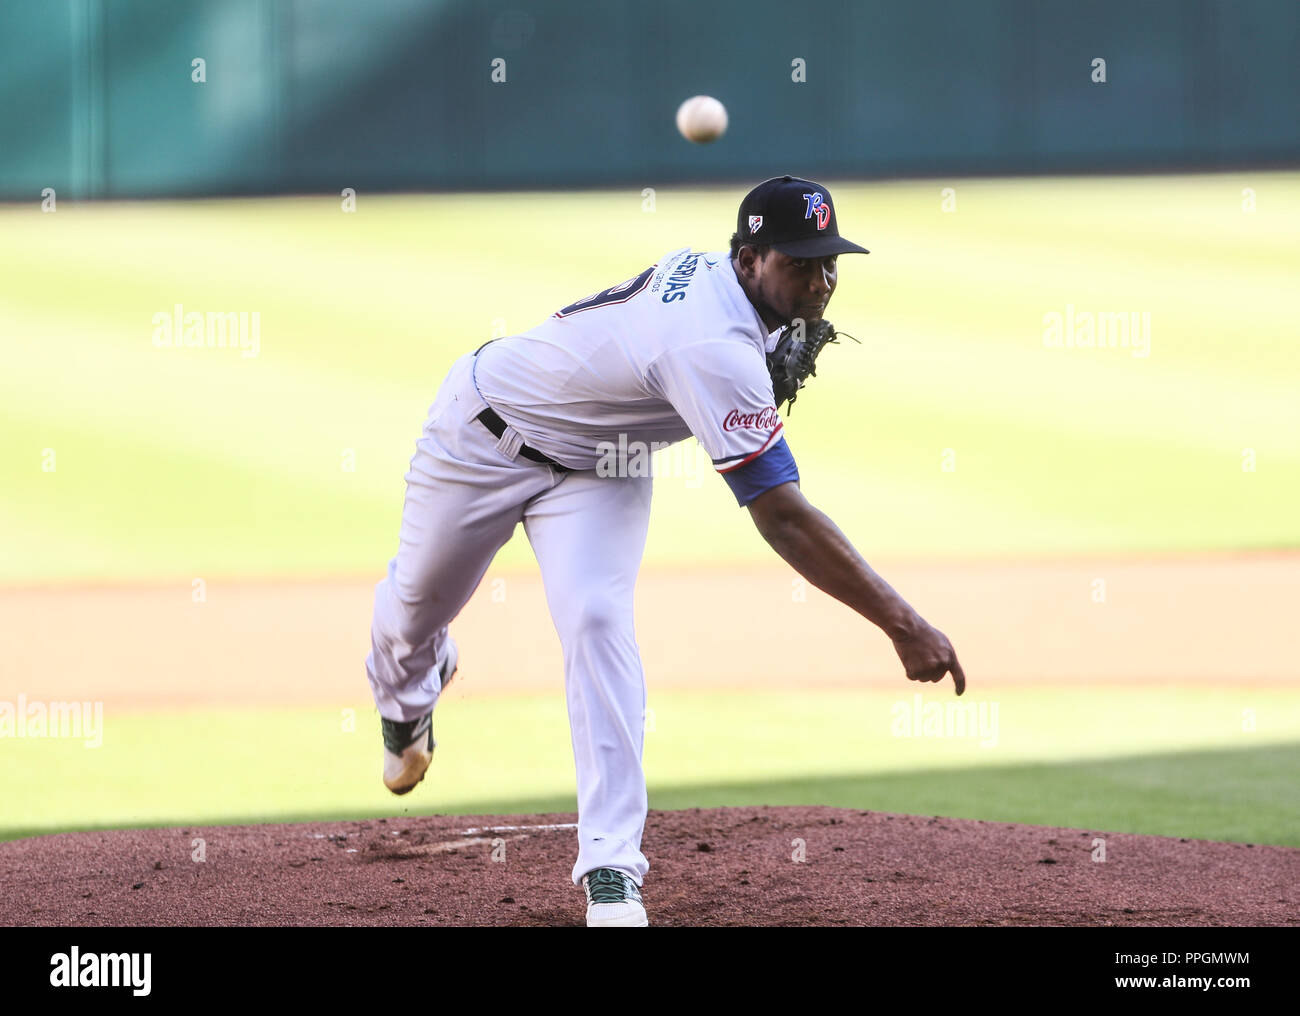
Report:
891,619,966,696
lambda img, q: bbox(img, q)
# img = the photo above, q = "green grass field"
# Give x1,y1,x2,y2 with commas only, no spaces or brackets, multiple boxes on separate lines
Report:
2,174,1297,848
2,173,1298,584
3,688,1298,846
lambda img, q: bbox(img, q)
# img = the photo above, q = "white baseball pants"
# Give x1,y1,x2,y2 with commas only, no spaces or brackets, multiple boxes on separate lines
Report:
366,351,653,887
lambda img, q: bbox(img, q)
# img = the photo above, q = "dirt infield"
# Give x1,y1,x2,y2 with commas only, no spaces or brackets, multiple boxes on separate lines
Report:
1,806,1295,927
3,554,1296,710
3,555,1296,926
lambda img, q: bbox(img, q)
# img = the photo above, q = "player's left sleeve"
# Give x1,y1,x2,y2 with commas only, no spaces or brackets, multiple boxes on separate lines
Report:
720,435,799,506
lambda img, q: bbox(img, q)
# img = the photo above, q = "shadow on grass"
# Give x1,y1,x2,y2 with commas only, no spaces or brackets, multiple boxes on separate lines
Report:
4,741,1297,847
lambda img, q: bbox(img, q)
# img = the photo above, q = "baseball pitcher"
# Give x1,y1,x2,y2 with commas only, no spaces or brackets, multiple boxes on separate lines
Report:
365,175,966,927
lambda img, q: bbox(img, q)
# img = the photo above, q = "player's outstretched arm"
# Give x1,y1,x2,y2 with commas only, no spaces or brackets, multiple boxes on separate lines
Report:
747,481,966,695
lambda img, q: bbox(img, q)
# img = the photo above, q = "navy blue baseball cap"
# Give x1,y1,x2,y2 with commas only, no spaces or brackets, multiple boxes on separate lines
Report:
736,175,869,257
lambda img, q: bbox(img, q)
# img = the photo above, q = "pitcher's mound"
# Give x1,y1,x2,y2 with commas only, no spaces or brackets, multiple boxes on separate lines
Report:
1,806,1295,926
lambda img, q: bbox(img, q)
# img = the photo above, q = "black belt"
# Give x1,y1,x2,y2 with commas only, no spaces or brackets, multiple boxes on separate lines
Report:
472,340,570,471
475,406,571,472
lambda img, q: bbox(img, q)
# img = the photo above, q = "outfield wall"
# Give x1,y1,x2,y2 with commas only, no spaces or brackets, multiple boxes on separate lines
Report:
1,0,1297,199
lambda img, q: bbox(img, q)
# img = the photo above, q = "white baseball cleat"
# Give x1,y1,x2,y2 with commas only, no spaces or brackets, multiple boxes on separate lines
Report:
582,868,649,927
380,639,459,795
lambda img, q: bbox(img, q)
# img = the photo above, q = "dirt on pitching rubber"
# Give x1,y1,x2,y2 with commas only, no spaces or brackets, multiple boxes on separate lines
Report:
1,806,1296,927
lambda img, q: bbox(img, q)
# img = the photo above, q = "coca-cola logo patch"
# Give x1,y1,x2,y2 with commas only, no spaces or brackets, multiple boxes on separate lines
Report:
723,407,780,432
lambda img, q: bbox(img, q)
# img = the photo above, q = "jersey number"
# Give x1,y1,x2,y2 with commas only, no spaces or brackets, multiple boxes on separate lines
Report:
554,265,655,318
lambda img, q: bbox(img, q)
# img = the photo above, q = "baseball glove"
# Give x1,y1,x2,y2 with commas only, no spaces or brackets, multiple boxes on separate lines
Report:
766,317,858,413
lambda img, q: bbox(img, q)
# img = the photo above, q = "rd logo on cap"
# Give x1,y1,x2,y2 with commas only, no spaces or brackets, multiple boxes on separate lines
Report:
748,215,763,233
802,192,830,230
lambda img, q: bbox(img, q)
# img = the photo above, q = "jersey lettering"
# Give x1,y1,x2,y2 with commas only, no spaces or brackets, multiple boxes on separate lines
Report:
723,407,780,431
660,253,703,303
555,265,655,318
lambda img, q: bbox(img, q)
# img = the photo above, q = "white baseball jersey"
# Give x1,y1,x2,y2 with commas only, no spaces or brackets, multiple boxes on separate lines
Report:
473,247,799,503
369,247,801,892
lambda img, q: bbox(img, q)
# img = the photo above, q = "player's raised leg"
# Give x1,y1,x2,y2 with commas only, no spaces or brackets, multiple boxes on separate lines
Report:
523,466,654,921
367,353,556,792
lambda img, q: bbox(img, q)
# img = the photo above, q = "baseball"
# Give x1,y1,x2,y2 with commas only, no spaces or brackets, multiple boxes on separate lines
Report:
676,95,728,144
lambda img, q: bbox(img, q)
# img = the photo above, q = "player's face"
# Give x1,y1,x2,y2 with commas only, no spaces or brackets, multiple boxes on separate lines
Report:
759,251,838,325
